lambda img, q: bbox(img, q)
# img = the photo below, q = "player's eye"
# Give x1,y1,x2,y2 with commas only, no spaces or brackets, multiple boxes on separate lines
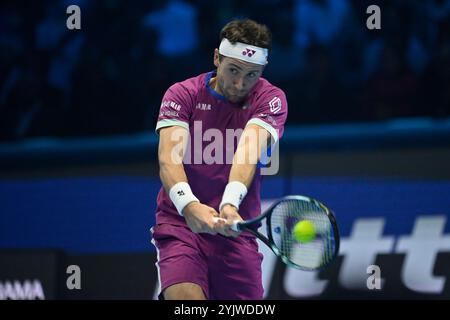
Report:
229,68,238,75
247,72,257,78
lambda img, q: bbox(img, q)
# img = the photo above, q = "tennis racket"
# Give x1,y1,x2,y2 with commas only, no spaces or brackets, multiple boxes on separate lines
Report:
219,195,340,271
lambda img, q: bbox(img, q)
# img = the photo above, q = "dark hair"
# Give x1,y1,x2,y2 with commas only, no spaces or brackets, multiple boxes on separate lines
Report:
220,19,272,54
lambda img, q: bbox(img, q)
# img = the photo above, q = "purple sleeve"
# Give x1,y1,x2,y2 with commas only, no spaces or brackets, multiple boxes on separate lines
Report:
248,88,288,142
155,83,194,133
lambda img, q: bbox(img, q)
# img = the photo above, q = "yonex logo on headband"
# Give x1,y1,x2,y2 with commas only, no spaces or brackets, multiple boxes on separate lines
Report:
219,38,268,65
242,48,256,57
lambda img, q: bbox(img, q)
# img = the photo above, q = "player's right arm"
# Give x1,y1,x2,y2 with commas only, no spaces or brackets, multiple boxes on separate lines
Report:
158,125,221,234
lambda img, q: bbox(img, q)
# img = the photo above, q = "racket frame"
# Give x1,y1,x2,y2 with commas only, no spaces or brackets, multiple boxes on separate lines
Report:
235,195,340,271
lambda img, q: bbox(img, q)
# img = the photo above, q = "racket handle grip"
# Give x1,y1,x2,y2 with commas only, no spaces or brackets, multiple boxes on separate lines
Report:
231,220,241,232
212,217,242,232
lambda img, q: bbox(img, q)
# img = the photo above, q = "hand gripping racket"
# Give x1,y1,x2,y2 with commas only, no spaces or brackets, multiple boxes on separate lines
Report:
219,195,340,271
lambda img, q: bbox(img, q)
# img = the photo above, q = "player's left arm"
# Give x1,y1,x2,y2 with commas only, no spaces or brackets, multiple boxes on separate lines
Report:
218,123,273,237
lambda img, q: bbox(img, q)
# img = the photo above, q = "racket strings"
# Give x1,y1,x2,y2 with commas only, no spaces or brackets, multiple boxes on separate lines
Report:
269,199,336,269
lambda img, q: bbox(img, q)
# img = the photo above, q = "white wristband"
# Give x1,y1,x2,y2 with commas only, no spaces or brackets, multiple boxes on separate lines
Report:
169,182,199,216
219,181,248,211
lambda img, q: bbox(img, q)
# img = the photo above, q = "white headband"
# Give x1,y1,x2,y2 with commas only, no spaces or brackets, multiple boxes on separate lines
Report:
219,38,268,65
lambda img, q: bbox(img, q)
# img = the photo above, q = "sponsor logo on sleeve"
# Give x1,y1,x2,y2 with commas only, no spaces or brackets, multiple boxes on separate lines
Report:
161,101,181,111
269,97,282,114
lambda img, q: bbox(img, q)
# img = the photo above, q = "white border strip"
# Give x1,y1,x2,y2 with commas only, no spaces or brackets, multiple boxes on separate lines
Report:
247,118,279,143
156,119,189,134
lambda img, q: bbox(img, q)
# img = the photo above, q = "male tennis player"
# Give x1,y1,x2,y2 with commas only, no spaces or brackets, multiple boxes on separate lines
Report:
151,19,288,300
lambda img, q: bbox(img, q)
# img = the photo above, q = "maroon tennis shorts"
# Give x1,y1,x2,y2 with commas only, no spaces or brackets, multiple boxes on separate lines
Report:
151,222,264,300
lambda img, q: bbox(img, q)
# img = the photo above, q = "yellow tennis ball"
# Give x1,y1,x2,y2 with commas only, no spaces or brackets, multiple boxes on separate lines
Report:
293,220,316,243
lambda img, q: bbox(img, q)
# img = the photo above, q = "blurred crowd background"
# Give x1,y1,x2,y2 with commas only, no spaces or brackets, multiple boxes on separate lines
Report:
1,0,449,141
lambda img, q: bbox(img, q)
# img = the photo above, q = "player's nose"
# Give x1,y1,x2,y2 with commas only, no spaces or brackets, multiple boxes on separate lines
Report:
233,77,245,91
